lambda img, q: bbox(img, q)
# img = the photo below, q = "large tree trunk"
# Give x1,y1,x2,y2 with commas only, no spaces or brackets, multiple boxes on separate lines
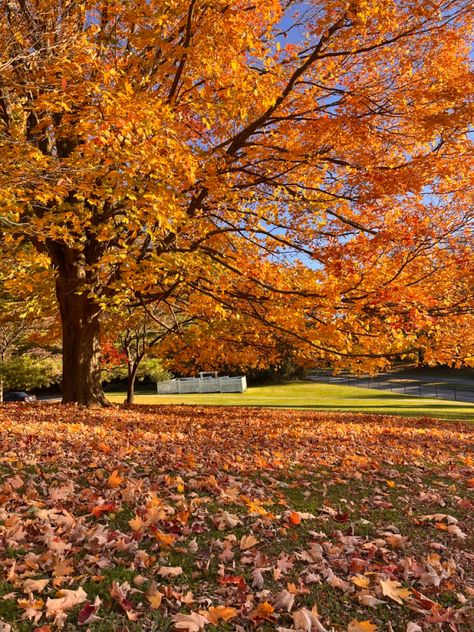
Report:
54,247,108,407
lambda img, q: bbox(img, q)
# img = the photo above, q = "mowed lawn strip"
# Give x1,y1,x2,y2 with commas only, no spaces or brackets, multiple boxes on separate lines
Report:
0,404,473,631
108,382,474,421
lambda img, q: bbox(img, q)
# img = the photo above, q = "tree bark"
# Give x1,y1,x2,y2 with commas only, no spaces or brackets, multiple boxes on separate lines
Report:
417,347,426,368
54,248,108,407
126,362,139,404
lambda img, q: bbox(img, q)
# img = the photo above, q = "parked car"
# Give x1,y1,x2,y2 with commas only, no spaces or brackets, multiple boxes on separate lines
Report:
3,392,37,403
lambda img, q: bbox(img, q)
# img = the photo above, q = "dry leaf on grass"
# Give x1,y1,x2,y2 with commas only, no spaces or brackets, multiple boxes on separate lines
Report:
172,612,208,631
240,534,258,550
205,606,237,624
380,579,412,604
158,566,183,577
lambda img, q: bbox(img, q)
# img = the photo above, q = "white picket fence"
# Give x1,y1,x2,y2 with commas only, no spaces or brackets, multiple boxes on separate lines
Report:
157,375,247,394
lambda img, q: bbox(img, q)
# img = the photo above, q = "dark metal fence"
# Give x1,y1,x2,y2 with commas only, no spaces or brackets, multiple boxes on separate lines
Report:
308,373,474,403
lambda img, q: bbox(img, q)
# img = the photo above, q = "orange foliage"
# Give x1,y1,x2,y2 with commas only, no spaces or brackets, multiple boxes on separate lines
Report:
0,1,473,401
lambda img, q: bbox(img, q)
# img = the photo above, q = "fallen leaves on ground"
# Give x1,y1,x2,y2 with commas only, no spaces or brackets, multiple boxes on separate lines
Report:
0,403,473,630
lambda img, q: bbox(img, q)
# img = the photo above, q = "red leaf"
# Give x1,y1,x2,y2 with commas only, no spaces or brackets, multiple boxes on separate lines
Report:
91,503,116,518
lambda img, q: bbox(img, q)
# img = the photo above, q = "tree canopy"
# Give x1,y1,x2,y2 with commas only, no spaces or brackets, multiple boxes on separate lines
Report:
1,0,473,404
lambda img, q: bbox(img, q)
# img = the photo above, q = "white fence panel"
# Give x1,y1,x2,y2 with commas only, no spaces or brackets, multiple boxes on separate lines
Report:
157,376,246,394
200,380,221,393
220,376,247,392
156,379,179,394
180,379,200,393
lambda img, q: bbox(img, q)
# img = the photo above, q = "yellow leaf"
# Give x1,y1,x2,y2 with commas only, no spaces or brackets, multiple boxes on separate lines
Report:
351,574,370,589
380,579,411,604
128,515,144,532
147,581,163,609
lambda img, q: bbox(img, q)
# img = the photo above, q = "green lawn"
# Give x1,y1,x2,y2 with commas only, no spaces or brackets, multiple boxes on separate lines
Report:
108,381,474,421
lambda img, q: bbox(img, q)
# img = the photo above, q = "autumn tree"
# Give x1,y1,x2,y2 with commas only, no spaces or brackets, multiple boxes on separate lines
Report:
1,0,473,405
0,297,61,401
102,302,187,403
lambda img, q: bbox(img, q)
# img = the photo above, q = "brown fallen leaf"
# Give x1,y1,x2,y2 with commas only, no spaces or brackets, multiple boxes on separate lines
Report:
158,566,183,578
419,514,458,524
23,579,49,594
357,593,386,607
46,587,88,616
172,612,208,631
273,589,295,612
240,534,258,550
293,606,328,632
17,596,44,625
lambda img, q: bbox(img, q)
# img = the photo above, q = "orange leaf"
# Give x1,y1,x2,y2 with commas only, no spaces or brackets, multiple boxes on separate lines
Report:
153,529,176,546
91,503,116,518
128,515,144,532
95,441,111,454
107,470,123,488
348,620,378,632
206,605,238,624
250,601,274,621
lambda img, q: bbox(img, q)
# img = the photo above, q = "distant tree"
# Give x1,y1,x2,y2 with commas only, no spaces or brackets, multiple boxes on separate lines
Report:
0,306,61,401
0,355,61,396
103,304,187,403
0,251,61,400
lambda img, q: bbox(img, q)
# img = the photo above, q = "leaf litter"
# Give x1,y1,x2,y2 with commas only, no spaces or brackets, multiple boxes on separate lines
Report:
0,403,472,630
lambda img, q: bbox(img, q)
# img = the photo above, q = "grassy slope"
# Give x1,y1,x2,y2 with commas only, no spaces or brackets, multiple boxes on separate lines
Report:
107,382,474,421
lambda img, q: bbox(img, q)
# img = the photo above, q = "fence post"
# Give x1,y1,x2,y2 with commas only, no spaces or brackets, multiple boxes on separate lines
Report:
454,386,457,401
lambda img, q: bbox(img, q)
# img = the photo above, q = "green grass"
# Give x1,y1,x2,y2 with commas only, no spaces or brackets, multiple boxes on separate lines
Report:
107,381,474,421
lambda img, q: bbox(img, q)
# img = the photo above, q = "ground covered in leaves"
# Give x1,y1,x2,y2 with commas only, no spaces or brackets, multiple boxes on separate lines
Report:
0,405,473,632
